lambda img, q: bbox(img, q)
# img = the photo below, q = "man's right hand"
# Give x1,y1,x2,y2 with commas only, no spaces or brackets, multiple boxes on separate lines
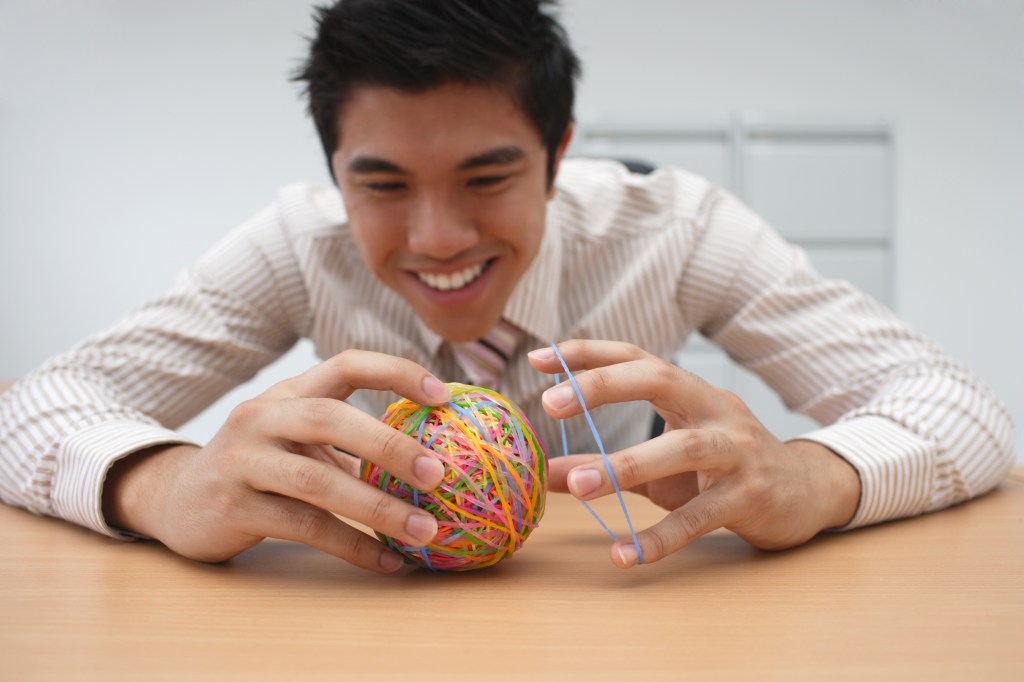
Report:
102,350,450,573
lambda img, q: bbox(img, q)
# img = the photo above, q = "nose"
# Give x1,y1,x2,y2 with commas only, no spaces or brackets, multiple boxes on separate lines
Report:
406,190,478,259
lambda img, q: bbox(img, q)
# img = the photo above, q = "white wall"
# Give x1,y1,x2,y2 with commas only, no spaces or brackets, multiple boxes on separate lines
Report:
2,1,1022,460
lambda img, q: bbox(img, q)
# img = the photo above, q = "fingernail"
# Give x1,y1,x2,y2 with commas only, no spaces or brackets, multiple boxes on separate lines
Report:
568,468,601,498
422,376,450,403
405,514,438,546
542,383,575,410
527,347,554,361
379,550,404,573
615,544,639,568
414,454,443,486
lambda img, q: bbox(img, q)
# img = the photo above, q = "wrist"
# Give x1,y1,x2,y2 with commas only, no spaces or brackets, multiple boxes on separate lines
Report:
788,439,861,530
102,443,198,537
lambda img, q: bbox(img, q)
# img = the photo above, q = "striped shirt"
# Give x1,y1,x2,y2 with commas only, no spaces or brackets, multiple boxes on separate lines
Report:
0,159,1014,539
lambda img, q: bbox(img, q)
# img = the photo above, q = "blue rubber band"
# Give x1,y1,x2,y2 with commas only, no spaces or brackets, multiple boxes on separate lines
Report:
551,344,644,564
555,373,619,543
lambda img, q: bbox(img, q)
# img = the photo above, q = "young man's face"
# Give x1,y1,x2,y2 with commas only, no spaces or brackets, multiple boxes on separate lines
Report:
332,82,570,342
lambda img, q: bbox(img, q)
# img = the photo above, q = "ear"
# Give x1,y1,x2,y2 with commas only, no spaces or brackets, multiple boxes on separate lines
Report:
546,121,575,200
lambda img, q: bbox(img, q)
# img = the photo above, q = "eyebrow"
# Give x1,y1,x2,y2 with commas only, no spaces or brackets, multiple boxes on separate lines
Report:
345,146,526,175
346,156,407,174
457,146,525,170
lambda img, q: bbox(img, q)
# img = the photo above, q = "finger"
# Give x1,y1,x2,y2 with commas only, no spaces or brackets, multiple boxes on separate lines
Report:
273,349,451,405
538,357,719,424
565,430,737,500
610,487,735,568
547,454,602,493
230,396,443,489
527,339,647,374
298,443,362,478
247,494,407,573
245,451,439,549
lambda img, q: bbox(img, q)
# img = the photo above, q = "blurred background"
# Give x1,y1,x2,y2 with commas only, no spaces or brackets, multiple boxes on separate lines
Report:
1,0,1021,461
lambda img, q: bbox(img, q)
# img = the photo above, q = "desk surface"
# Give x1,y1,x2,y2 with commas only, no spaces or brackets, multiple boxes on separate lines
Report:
2,471,1022,681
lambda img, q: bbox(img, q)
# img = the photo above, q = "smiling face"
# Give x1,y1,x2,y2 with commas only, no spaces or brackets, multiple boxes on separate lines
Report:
331,82,571,342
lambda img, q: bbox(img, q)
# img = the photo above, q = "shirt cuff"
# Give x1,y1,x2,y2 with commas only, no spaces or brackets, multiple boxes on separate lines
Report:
796,415,935,530
52,419,198,540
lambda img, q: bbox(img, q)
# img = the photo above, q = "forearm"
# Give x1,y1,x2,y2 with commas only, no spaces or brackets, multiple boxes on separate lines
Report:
778,350,1015,527
0,270,301,534
799,372,1015,528
0,371,195,536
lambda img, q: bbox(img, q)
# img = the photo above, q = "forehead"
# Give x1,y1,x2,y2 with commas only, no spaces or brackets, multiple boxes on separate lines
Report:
334,82,544,162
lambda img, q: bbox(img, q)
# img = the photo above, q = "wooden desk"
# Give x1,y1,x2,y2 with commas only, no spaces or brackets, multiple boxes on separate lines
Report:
2,473,1022,681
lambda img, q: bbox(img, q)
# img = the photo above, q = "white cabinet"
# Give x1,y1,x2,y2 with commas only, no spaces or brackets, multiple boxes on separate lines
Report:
580,125,732,187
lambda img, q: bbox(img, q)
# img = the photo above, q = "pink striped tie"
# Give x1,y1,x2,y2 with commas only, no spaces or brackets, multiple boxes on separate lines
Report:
451,319,522,391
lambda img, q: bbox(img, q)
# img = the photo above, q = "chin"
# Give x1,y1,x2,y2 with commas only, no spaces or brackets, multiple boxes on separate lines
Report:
425,315,499,343
434,324,488,343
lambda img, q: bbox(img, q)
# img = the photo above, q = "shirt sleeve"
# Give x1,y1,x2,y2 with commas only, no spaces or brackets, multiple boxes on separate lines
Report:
0,197,311,538
679,188,1015,529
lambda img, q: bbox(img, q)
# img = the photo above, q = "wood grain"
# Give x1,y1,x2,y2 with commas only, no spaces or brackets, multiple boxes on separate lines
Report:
1,473,1022,681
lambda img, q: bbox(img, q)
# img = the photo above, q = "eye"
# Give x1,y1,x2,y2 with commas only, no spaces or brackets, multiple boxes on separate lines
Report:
365,181,407,193
466,175,507,189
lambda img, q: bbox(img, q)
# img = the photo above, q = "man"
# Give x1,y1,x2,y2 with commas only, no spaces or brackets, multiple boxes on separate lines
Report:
0,0,1013,573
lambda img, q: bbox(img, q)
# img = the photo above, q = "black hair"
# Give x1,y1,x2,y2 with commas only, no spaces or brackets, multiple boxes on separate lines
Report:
293,0,581,182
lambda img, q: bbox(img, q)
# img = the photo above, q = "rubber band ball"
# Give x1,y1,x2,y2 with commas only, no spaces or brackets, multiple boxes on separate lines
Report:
360,383,548,571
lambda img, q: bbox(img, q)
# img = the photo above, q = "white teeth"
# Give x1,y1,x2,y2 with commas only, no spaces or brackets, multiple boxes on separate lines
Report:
417,262,486,291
